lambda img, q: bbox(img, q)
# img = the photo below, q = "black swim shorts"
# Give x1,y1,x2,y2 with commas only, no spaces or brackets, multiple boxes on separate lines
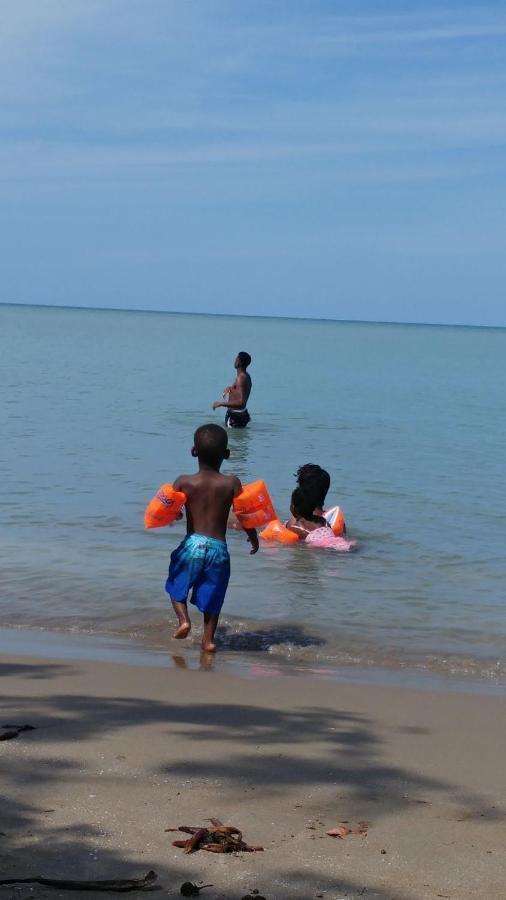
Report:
225,408,251,428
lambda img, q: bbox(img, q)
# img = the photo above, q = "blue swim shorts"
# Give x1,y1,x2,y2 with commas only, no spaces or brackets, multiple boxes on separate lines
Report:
165,533,231,616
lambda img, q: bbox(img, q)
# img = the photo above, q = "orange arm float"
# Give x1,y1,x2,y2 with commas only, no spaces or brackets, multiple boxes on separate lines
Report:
144,483,186,529
324,505,346,536
260,519,299,544
232,480,276,530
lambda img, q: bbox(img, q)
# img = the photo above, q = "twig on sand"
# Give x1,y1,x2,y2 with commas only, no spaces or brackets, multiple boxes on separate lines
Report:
180,883,213,897
0,870,157,892
0,725,36,742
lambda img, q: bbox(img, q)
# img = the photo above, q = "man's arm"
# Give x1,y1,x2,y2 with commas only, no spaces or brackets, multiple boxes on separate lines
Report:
213,373,247,410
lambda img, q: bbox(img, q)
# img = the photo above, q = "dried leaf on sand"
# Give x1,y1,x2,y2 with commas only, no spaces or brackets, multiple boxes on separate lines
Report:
327,822,368,839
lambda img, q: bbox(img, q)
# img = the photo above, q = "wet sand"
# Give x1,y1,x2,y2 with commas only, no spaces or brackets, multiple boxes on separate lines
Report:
1,653,505,899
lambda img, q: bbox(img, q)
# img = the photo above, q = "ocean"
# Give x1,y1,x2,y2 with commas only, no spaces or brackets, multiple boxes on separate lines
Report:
1,303,505,691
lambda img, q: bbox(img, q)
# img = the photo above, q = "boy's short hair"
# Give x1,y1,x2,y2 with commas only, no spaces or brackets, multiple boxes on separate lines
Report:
194,423,228,465
237,351,251,368
295,464,330,508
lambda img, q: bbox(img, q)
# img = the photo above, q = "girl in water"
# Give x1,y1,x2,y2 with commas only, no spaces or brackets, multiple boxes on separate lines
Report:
287,485,355,550
286,464,346,534
286,486,329,539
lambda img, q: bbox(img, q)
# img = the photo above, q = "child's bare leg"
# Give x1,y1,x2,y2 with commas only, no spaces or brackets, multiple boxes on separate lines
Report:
171,599,191,639
202,613,219,652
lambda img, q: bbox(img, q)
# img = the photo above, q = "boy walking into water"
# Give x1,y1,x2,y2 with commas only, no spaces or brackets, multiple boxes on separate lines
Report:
166,424,258,652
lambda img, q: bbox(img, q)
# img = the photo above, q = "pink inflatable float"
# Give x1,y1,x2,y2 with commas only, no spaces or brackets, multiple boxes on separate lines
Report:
305,527,356,552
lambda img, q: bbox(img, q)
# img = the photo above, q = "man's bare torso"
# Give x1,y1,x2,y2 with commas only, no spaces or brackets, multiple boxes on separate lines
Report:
228,371,252,409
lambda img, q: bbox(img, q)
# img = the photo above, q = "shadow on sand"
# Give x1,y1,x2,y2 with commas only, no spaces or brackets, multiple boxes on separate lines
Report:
1,659,502,899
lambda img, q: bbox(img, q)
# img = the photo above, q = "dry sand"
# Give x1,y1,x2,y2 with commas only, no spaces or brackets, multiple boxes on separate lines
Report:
1,653,505,899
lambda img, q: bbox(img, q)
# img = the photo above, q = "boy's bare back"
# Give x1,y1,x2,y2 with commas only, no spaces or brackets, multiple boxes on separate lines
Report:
173,470,240,542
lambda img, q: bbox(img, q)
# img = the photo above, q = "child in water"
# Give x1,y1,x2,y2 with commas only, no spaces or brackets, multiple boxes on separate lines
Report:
166,424,259,652
288,486,356,550
286,486,329,539
287,463,346,534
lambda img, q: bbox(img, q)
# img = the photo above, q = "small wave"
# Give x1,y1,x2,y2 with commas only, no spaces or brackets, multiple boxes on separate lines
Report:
216,622,324,653
0,612,505,691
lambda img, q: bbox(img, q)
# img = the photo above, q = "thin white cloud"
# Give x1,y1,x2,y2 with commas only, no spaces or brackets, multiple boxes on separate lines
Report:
1,6,506,190
1,139,503,188
215,10,506,63
5,100,504,157
320,21,506,46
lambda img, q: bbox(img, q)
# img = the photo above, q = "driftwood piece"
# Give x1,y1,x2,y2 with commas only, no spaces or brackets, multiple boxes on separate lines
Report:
0,869,157,892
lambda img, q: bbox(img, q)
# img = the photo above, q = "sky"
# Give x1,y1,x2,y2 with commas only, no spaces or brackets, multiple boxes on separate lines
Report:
2,1,506,326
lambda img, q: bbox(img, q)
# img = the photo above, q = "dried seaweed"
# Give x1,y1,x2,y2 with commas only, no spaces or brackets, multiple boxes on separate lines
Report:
168,821,263,854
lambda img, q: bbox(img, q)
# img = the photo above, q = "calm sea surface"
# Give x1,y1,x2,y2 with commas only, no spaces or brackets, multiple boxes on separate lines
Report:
1,304,505,690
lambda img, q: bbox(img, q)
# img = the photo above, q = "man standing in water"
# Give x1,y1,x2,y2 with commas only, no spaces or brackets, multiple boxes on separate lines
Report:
212,351,252,428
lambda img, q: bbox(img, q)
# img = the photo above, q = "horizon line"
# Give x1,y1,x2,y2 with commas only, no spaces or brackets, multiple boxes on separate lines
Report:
1,300,504,332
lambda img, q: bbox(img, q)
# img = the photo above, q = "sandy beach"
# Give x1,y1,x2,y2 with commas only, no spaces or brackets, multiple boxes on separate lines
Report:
1,653,505,900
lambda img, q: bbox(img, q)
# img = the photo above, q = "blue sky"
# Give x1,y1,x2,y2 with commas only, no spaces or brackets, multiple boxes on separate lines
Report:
2,1,506,326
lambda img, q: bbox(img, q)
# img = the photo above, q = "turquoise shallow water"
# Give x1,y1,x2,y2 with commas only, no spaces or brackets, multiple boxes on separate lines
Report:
1,304,505,689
